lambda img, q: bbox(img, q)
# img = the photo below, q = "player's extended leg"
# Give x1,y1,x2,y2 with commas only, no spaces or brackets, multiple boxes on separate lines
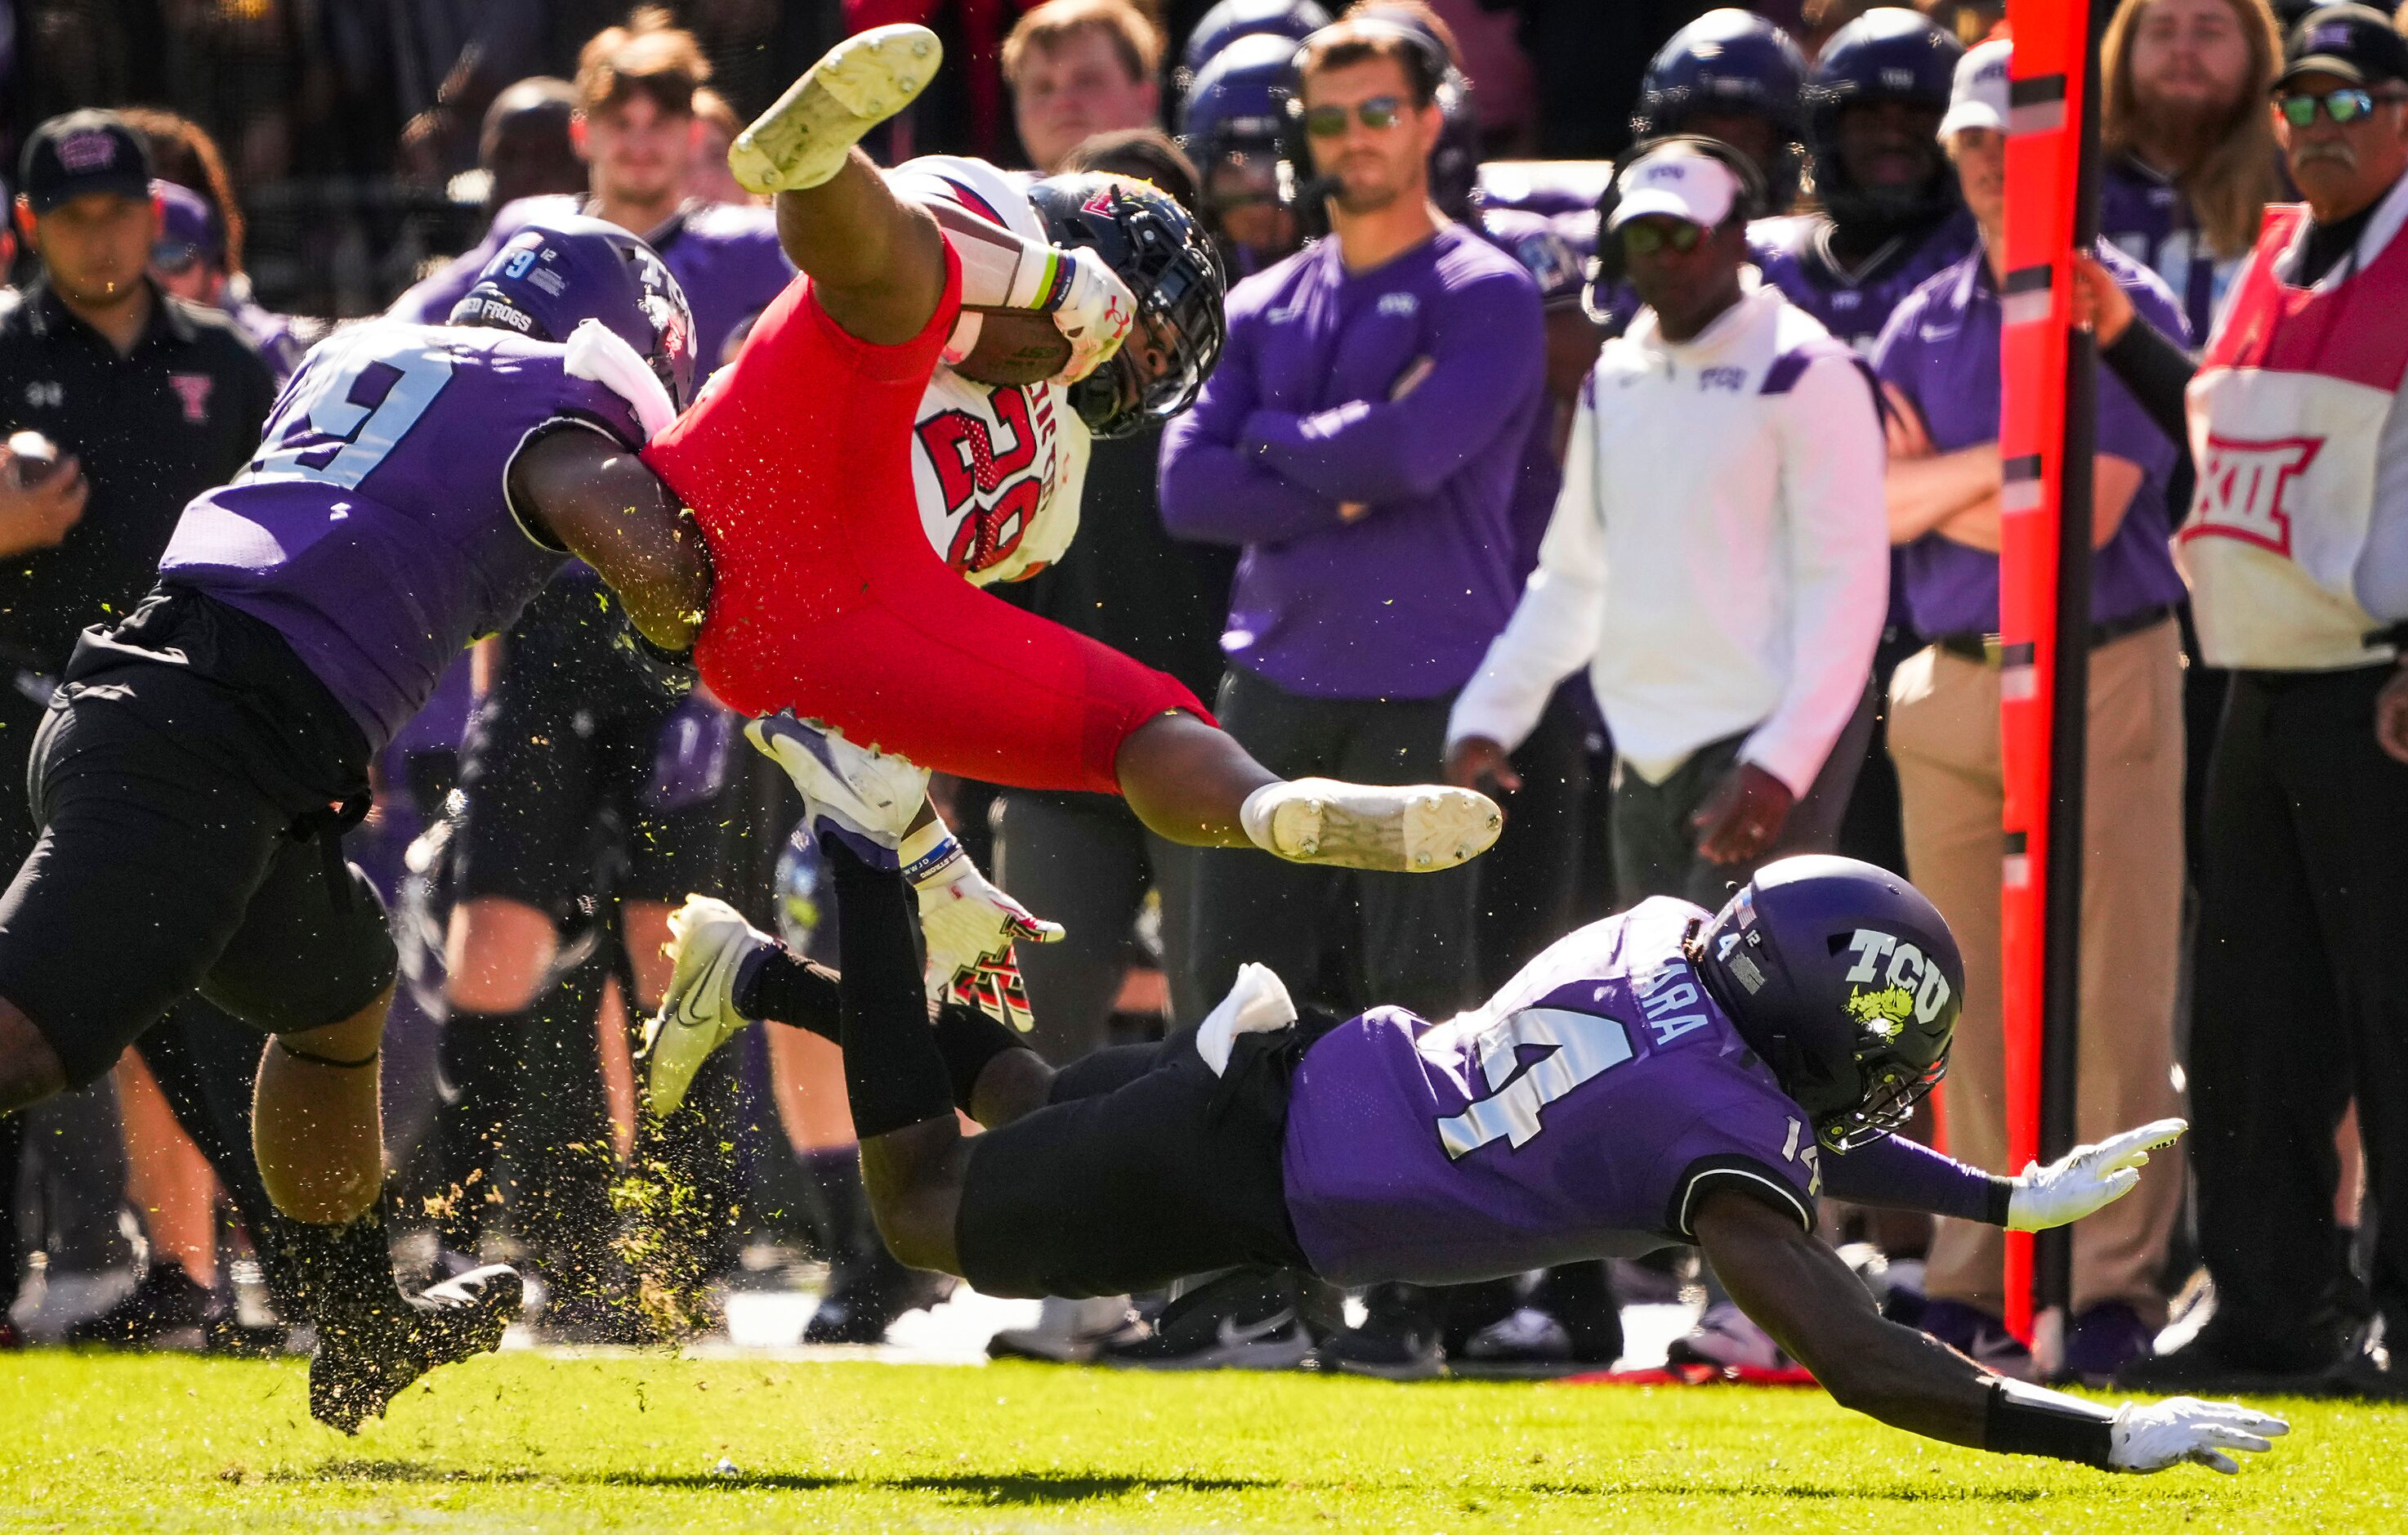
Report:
730,25,949,347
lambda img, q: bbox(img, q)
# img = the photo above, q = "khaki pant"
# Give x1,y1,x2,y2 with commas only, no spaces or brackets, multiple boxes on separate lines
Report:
1887,619,2188,1323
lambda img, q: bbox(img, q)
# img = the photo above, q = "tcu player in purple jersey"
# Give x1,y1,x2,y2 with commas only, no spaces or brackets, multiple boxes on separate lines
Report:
646,747,2287,1476
1749,10,1981,356
0,213,718,1430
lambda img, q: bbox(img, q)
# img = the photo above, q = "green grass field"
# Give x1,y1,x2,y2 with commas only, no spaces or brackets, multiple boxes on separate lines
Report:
3,1351,2402,1533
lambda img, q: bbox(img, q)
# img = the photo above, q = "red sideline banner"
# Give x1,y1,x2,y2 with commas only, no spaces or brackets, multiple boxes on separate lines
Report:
1997,0,2093,1345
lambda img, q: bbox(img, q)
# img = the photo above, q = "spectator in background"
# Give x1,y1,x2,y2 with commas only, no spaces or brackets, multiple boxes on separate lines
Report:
1004,0,1166,172
689,87,759,206
149,180,321,382
1875,40,2191,1385
471,77,586,220
2120,2,2408,1396
1449,140,1884,930
1159,16,1542,1376
2100,0,2286,344
0,110,290,1349
1177,30,1310,275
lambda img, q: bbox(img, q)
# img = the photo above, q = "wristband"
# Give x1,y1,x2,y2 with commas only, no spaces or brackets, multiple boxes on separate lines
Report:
900,824,967,887
1985,1174,2016,1227
1981,1378,2115,1467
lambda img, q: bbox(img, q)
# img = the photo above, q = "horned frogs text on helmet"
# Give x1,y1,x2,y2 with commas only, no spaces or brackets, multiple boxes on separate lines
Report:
1690,855,1961,1151
448,212,697,407
1027,173,1226,440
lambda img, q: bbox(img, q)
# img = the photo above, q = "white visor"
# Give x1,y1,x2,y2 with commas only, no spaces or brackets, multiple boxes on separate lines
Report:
1938,38,2013,140
1606,144,1739,233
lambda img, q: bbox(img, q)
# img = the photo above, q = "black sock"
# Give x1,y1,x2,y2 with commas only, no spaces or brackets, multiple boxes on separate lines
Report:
827,838,957,1140
931,1001,1039,1113
435,1009,530,1253
273,1201,401,1324
798,1147,863,1262
734,945,843,1043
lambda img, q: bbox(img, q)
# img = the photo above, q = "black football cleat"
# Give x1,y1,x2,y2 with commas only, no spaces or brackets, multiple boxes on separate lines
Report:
64,1261,215,1349
309,1264,522,1434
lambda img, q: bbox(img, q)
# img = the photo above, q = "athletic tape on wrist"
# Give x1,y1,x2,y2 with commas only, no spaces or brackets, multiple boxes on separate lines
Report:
1982,1377,2116,1467
903,833,967,887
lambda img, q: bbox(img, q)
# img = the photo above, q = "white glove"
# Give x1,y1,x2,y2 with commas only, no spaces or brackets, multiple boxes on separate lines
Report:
2111,1398,2289,1475
901,819,1063,1027
2006,1117,2187,1232
1048,245,1136,386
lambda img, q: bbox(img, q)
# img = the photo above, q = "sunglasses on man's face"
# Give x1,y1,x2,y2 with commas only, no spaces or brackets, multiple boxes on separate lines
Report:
1302,96,1408,137
1620,220,1705,257
2276,87,2401,126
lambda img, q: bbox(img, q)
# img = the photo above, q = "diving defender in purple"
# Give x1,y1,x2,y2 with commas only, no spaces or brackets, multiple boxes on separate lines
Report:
713,839,2264,1473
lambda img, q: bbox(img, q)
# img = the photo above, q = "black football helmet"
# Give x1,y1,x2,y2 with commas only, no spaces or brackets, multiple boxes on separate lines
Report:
1691,855,1962,1152
1804,8,1965,232
1632,7,1810,213
1030,173,1226,440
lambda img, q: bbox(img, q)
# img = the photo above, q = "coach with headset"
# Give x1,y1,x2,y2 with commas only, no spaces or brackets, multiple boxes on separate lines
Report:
1448,137,1888,913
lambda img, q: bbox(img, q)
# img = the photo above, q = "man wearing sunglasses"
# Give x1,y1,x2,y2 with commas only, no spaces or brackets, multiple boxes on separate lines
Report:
1451,139,1887,924
2127,2,2408,1396
1160,19,1544,1090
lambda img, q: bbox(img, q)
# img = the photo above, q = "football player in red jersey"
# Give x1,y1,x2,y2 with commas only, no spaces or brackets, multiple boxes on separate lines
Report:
626,26,1502,1006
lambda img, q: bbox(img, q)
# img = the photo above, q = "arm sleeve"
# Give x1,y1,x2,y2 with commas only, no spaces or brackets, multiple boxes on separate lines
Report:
2099,318,2196,449
1823,1133,2016,1225
1740,356,1889,797
1243,269,1547,504
1158,315,1343,545
1445,385,1608,754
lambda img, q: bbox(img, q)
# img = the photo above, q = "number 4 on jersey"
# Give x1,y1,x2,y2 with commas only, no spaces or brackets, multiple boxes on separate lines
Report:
1437,1008,1633,1160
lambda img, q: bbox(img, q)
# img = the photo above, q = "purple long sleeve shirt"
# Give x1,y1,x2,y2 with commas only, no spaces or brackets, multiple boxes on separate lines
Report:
1159,224,1545,700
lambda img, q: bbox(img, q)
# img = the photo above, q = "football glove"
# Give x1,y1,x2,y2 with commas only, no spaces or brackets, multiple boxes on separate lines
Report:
902,819,1062,1027
2006,1117,2187,1232
1048,245,1136,387
2110,1398,2289,1475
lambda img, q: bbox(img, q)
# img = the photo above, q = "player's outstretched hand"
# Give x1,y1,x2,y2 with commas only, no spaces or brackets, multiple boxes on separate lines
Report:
2111,1398,2290,1474
1049,246,1137,385
2007,1117,2186,1231
907,824,1063,1029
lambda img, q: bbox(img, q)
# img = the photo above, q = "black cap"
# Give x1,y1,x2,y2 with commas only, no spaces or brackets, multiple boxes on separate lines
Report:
18,110,154,215
2281,4,2408,89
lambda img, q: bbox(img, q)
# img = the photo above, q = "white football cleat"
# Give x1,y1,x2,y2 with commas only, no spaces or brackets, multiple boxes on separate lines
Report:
745,714,931,861
729,24,943,195
1240,778,1502,872
641,894,774,1117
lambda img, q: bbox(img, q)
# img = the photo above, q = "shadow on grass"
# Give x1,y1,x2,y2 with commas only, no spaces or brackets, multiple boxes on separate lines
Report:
291,1461,1269,1506
1543,1479,2048,1504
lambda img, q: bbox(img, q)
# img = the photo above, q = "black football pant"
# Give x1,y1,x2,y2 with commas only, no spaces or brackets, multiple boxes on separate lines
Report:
2191,665,2408,1355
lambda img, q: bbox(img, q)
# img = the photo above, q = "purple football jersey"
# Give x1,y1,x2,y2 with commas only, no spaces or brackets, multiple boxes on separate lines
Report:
2098,156,2226,351
159,320,646,752
1750,208,1981,356
1281,898,1821,1287
393,195,793,370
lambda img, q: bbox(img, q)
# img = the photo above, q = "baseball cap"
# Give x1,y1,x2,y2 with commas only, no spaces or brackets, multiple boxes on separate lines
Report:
150,180,221,270
1606,142,1740,232
1938,37,2013,139
18,110,154,214
2278,3,2408,88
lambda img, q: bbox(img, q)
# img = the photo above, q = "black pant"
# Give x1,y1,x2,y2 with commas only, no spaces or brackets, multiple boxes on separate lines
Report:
1609,685,1875,911
1185,669,1479,1021
2191,665,2408,1347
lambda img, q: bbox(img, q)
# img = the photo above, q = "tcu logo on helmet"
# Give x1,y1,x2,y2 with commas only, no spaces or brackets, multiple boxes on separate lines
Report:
1841,928,1951,1033
2186,434,2323,556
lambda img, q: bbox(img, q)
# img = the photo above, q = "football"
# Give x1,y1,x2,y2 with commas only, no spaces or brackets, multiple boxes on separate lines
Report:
7,431,60,490
955,307,1071,386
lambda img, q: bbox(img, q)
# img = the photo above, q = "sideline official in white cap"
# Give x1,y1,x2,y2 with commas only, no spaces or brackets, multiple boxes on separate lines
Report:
1448,136,1888,910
